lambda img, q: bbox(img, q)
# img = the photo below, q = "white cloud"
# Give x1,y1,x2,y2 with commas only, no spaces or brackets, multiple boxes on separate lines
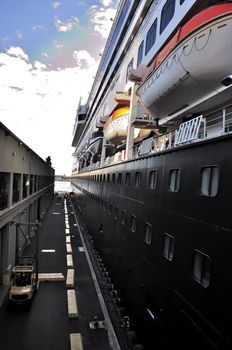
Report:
32,25,44,31
53,40,63,49
16,30,23,39
55,16,79,32
0,47,98,175
6,46,29,61
73,50,95,69
90,6,116,38
99,0,112,7
34,61,47,70
52,2,61,9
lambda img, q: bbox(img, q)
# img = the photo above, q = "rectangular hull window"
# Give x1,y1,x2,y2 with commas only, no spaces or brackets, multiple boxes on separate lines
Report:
163,233,174,261
160,0,176,34
145,19,157,55
169,169,180,192
145,223,152,245
149,170,157,190
114,206,119,219
117,173,122,184
131,215,137,233
135,172,141,187
193,249,211,288
137,40,144,67
125,172,131,186
201,166,219,197
121,210,127,225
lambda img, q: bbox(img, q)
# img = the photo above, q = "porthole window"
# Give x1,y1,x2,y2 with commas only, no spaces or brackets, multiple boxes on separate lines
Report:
169,169,180,192
193,249,211,288
163,233,174,261
160,0,175,34
201,166,219,197
145,223,152,245
180,0,185,4
149,170,157,190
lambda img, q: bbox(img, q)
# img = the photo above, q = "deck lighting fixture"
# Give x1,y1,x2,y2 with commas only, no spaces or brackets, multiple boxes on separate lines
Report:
41,249,56,253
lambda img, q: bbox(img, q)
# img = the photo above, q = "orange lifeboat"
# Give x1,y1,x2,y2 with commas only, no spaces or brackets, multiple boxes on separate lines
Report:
103,106,129,144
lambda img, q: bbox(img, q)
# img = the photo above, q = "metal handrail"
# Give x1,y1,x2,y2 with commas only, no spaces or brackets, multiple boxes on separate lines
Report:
75,106,232,173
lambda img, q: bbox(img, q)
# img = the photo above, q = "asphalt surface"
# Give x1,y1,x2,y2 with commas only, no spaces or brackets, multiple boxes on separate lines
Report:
0,197,113,350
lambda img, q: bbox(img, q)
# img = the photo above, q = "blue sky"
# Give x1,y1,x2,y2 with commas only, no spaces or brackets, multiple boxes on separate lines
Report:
0,0,118,174
0,0,116,68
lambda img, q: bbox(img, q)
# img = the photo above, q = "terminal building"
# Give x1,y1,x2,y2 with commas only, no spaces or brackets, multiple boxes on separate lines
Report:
0,122,54,291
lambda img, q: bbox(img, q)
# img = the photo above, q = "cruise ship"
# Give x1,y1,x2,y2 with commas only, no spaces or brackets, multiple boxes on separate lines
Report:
71,1,232,348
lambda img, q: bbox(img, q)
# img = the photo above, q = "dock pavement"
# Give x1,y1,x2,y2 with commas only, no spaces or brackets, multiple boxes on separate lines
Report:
0,196,118,350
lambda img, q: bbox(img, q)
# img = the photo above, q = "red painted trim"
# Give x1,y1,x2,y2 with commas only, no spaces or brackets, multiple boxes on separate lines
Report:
143,3,232,81
114,99,130,105
180,3,232,40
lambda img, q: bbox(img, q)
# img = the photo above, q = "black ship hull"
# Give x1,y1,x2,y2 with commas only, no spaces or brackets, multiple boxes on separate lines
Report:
71,133,232,349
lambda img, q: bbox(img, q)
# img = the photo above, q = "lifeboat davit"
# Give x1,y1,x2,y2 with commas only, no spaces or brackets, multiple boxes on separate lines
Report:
103,106,129,144
136,3,232,118
114,91,131,105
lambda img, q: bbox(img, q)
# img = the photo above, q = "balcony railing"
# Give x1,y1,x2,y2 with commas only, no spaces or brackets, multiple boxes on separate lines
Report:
75,105,232,173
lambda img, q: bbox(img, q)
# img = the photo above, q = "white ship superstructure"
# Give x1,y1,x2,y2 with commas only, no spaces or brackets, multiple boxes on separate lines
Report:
72,0,232,173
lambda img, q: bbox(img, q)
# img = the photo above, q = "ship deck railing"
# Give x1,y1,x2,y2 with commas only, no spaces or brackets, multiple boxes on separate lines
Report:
132,107,232,158
73,105,232,173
